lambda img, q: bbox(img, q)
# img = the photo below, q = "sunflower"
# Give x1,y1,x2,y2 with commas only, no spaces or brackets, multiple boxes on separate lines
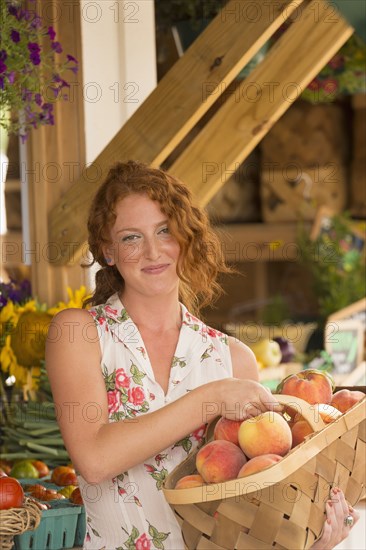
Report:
0,285,90,390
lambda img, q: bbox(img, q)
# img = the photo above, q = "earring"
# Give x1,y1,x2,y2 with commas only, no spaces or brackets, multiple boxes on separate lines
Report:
105,257,112,264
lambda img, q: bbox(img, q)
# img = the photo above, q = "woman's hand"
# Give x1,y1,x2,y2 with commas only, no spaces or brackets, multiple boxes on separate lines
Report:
212,378,282,422
311,488,360,549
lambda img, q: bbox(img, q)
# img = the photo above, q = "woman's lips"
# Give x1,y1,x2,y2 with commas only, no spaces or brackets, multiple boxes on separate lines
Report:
141,264,169,274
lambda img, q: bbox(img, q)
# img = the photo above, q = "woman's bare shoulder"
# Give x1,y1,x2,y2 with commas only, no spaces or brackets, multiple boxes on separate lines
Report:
228,336,259,381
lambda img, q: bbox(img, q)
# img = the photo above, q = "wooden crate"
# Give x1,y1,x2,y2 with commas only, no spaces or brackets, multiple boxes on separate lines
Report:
260,164,348,222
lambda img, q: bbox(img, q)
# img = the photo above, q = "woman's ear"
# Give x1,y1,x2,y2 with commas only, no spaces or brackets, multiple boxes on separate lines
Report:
102,245,116,266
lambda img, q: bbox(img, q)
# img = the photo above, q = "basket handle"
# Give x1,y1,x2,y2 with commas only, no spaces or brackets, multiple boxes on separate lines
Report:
272,394,326,432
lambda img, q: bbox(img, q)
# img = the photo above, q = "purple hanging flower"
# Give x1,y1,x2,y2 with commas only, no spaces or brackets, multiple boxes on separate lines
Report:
8,5,18,17
27,42,41,54
30,52,41,65
0,50,7,62
0,77,4,90
8,71,15,84
0,60,7,74
51,41,63,54
10,29,20,43
30,15,42,30
35,93,42,106
67,54,78,64
48,26,56,40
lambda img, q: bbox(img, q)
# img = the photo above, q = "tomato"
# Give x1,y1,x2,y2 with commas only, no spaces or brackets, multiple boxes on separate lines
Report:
69,487,83,505
0,476,24,510
51,466,75,484
31,460,49,478
10,461,39,479
42,489,65,501
58,485,78,498
26,483,47,500
55,471,78,487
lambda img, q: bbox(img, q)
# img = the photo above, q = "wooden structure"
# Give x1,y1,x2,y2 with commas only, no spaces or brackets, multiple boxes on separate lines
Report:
1,0,354,305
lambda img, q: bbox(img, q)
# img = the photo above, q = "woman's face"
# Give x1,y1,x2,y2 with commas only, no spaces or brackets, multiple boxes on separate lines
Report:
105,194,181,300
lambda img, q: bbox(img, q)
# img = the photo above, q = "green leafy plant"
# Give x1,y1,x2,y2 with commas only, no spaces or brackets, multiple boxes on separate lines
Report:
297,213,366,323
0,0,78,140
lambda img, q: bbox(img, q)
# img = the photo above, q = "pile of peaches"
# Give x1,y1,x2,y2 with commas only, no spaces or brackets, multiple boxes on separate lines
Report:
175,370,365,488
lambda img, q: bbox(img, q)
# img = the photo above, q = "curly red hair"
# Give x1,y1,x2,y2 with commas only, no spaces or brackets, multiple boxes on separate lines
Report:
85,161,231,315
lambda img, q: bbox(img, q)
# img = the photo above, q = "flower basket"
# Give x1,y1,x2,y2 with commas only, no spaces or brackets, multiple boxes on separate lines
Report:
163,391,366,550
0,497,42,550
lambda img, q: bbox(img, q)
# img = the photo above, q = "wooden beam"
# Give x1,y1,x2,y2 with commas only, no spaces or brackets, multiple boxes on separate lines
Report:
216,222,311,262
49,0,304,265
169,0,354,205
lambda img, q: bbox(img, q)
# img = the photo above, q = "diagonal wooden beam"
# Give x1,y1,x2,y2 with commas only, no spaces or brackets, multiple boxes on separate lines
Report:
168,0,354,205
49,0,304,265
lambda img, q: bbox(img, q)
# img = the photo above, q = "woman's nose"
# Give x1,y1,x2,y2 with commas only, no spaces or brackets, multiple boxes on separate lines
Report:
144,236,160,260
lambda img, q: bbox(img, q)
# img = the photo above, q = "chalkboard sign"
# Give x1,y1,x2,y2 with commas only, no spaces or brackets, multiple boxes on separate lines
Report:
325,319,364,375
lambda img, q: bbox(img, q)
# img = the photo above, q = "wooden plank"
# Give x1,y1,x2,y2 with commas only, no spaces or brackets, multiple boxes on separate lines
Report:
49,0,304,265
168,0,354,205
216,222,311,262
25,0,87,303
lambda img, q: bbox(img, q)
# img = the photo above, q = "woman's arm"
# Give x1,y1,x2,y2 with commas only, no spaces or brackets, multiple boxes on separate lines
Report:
46,310,279,484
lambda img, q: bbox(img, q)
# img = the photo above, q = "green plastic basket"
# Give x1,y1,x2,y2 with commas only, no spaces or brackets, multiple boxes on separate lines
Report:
14,501,82,550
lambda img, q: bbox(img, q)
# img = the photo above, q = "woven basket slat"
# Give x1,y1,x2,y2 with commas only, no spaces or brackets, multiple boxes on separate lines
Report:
164,394,366,550
250,502,284,543
290,495,313,526
197,535,225,549
217,500,256,526
175,504,216,535
236,530,280,549
212,514,244,548
275,517,308,550
181,520,202,549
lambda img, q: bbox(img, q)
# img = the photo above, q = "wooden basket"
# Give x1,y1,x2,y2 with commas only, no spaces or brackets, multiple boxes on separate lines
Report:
163,393,366,550
0,497,42,550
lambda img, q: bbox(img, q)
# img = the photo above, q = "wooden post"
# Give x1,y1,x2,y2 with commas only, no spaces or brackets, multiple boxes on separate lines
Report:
24,0,86,303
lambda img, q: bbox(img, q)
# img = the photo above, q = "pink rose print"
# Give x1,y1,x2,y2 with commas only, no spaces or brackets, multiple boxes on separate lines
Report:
128,386,145,406
192,423,207,443
107,390,121,414
98,316,106,325
136,533,151,550
144,463,155,473
149,392,156,401
104,305,118,316
115,368,130,389
206,327,219,338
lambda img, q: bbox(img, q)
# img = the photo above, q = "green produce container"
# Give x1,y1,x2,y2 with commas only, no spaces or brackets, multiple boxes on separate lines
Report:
14,500,82,550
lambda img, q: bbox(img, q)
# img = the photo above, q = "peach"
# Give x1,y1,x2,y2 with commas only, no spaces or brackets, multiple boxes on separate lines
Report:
331,389,365,414
238,411,292,458
175,474,205,489
291,420,314,448
237,454,282,477
196,440,247,483
214,417,242,446
277,369,334,406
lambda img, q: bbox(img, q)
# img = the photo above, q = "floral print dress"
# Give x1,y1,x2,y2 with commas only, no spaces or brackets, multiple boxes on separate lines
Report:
81,293,233,550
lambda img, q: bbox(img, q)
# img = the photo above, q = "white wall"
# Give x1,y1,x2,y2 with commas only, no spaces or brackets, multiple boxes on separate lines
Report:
80,0,157,163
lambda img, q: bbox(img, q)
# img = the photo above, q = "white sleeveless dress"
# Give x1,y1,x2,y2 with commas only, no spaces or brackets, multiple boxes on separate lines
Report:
80,293,233,550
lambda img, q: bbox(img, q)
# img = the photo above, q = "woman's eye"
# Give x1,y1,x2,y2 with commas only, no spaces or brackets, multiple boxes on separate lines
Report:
159,227,169,235
121,234,140,242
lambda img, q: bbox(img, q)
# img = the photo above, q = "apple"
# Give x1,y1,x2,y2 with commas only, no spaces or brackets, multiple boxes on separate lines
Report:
249,339,282,367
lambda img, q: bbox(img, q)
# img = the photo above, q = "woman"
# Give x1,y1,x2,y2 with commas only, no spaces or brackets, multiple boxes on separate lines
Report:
46,161,358,549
